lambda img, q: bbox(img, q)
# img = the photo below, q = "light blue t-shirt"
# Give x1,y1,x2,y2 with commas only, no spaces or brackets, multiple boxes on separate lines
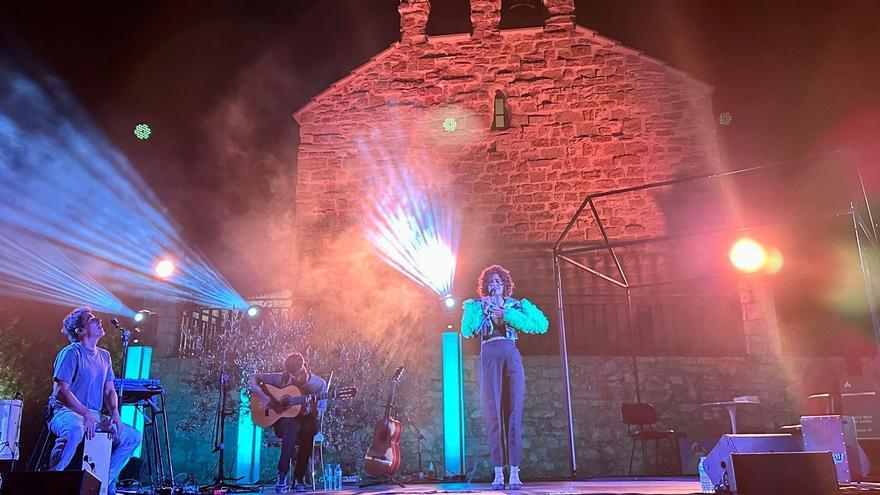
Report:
51,343,115,412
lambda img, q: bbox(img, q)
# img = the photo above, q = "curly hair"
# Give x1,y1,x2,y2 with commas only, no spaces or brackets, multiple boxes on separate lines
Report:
477,264,515,298
61,306,92,342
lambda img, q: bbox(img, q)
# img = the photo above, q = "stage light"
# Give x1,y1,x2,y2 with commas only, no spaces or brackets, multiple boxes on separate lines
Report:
363,166,459,297
766,248,784,274
133,309,153,323
443,294,456,309
134,123,151,140
154,259,175,279
0,58,247,311
246,306,259,318
442,117,458,132
729,238,767,273
719,112,733,126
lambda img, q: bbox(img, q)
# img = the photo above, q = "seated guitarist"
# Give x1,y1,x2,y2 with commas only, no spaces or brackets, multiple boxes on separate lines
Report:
248,352,327,493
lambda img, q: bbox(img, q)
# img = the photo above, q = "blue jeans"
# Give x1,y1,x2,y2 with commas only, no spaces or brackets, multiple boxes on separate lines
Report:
48,408,141,484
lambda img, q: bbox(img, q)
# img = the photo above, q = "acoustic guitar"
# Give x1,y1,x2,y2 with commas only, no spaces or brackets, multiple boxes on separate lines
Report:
364,366,405,478
249,383,357,428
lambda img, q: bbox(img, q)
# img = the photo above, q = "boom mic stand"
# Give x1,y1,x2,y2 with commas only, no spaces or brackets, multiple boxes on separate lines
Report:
201,346,253,493
392,405,443,483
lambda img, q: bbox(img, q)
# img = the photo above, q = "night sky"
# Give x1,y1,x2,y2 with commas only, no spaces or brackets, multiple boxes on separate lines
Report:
3,0,879,296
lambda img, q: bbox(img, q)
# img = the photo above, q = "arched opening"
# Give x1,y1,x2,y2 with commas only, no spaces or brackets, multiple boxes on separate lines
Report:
500,0,547,30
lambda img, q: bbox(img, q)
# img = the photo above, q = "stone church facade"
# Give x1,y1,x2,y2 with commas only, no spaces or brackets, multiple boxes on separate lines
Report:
282,0,870,479
293,0,719,288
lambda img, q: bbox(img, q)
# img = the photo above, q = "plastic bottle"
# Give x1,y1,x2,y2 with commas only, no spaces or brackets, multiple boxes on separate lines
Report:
334,463,343,490
698,457,714,493
323,463,331,490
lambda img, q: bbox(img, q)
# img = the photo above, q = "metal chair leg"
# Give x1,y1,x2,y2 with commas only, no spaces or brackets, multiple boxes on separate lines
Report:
628,438,637,475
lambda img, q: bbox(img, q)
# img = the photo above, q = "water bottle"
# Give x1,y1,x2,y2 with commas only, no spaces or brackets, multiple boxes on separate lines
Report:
334,463,343,490
698,457,714,493
322,463,329,490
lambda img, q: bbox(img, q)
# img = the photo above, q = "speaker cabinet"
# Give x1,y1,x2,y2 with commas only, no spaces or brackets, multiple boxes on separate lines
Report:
802,415,864,482
729,451,838,495
0,470,101,495
704,433,800,487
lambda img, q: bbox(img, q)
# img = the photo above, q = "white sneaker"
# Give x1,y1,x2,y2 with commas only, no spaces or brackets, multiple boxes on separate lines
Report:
508,466,522,490
491,466,505,490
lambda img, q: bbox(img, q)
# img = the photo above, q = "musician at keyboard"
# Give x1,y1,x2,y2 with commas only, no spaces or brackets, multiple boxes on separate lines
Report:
48,307,141,495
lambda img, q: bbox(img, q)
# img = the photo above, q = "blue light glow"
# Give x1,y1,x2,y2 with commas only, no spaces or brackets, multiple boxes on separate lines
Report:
121,345,152,458
236,388,262,483
363,167,459,296
0,231,134,316
442,331,465,477
0,56,246,310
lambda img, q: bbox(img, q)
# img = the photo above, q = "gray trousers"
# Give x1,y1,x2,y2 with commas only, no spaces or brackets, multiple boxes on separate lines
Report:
48,408,141,483
479,339,525,467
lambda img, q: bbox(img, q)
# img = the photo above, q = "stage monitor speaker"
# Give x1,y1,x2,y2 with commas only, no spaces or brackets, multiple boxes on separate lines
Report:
0,470,101,495
729,451,838,495
802,414,865,482
704,433,800,488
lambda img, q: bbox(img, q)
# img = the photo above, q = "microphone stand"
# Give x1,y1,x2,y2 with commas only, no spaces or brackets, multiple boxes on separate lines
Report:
201,345,252,493
112,322,132,417
392,405,444,483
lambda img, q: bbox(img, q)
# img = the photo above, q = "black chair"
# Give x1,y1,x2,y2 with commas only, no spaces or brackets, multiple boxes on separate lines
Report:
620,402,682,476
25,424,54,472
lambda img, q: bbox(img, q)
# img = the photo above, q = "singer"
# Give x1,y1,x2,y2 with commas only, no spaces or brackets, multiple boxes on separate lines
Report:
47,307,140,495
460,265,548,489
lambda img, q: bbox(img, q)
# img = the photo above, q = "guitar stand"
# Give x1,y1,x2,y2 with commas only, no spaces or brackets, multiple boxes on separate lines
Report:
359,475,406,488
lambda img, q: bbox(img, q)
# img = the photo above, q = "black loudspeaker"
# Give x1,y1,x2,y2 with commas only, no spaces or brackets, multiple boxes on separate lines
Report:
0,470,101,495
704,433,800,487
729,452,838,495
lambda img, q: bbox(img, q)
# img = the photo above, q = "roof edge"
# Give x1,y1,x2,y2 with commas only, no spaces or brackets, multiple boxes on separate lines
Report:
293,25,713,122
292,43,400,122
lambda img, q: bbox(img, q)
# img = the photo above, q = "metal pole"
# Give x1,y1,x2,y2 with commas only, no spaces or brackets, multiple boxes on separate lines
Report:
554,254,577,477
852,208,880,349
857,163,878,243
625,287,641,403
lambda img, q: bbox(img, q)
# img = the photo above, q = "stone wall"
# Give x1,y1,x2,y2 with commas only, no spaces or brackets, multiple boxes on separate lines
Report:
293,0,720,297
147,323,878,482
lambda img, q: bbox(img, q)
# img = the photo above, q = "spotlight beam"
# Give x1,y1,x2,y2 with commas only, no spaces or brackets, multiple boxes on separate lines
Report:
362,165,459,296
0,56,246,310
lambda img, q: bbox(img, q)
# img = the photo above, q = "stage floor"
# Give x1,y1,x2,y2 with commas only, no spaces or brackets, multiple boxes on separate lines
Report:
249,478,702,495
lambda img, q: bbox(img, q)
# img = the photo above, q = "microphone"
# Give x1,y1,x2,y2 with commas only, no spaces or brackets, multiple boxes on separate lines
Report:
110,318,140,333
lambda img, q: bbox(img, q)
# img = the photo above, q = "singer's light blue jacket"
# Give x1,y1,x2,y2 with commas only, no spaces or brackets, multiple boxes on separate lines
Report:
460,297,549,339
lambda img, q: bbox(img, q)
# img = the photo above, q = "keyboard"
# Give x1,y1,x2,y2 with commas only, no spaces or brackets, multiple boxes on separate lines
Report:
114,378,164,403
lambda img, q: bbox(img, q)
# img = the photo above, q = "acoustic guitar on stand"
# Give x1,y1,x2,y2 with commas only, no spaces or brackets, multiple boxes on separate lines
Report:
249,383,357,428
364,366,405,478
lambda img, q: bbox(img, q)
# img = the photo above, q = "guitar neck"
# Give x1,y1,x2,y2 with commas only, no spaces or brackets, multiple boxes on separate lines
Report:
384,382,398,420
